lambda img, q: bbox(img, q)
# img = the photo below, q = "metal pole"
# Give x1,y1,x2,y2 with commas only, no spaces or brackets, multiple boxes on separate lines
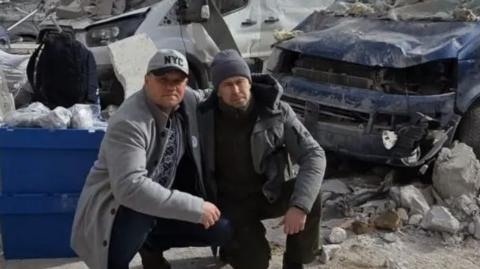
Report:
6,8,40,32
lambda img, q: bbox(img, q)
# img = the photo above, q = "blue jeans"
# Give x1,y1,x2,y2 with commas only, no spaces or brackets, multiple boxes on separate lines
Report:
107,206,232,269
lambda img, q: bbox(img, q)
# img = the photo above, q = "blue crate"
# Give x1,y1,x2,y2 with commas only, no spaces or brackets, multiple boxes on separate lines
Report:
0,193,79,259
0,128,104,194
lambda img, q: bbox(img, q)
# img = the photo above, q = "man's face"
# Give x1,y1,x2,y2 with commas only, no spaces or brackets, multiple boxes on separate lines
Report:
217,76,251,109
144,70,188,109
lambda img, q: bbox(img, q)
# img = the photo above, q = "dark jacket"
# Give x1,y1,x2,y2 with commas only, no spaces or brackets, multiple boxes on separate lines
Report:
198,74,326,213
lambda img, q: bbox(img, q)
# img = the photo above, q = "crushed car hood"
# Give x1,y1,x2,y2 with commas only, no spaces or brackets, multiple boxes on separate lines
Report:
278,12,480,67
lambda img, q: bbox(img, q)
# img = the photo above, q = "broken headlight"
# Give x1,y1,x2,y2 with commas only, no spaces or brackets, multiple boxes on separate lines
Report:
400,147,421,166
382,130,398,150
86,15,144,47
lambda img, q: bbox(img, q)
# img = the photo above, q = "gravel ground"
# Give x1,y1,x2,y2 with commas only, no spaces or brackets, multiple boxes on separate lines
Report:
2,218,480,269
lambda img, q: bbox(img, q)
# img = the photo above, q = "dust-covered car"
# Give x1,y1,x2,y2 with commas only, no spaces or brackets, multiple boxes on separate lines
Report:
37,0,330,106
266,0,480,169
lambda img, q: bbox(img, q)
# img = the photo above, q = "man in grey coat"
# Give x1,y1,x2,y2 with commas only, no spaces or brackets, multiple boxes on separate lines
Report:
71,49,231,269
198,50,326,269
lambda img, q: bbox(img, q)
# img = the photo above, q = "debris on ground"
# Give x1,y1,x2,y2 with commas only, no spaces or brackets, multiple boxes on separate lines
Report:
421,206,461,234
432,142,480,200
318,145,480,267
319,244,341,264
273,29,304,42
328,227,347,244
374,209,401,231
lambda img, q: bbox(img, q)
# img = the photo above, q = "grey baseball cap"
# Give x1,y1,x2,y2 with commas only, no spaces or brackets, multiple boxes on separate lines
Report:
146,49,189,76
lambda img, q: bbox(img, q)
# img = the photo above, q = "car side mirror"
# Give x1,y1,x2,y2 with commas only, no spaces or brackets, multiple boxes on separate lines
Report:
178,0,210,23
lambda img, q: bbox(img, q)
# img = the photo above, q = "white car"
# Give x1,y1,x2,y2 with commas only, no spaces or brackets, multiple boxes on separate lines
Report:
38,0,331,106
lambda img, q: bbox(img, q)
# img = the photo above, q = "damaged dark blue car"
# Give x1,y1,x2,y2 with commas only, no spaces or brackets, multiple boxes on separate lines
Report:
267,9,480,169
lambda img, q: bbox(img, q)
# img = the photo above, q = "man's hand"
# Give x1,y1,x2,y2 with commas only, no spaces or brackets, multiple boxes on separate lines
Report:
280,207,307,235
201,201,221,229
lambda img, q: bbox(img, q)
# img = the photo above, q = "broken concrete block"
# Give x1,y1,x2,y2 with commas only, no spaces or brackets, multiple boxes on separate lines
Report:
468,221,475,235
374,209,401,231
321,179,350,194
408,214,423,226
389,186,401,205
432,143,480,200
454,194,479,217
474,216,480,240
441,232,464,246
400,185,431,215
328,227,347,244
359,199,395,214
352,220,372,235
397,208,409,223
380,232,398,243
421,206,460,234
108,34,158,99
421,186,435,206
319,244,341,264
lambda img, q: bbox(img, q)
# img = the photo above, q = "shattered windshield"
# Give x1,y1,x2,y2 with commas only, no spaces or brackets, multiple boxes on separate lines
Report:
324,0,480,21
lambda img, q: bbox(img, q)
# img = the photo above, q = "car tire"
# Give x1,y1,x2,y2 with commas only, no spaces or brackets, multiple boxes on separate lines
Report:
457,101,480,157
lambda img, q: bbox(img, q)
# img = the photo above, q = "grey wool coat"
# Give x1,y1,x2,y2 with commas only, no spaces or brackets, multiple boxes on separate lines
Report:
198,74,326,213
71,88,207,269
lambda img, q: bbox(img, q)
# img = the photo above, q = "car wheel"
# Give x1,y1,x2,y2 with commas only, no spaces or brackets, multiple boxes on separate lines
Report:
457,101,480,157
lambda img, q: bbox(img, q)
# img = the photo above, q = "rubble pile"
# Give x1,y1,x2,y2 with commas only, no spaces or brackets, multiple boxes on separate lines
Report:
320,142,480,263
324,0,480,21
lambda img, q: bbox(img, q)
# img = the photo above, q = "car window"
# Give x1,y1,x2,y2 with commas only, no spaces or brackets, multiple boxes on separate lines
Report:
213,0,248,14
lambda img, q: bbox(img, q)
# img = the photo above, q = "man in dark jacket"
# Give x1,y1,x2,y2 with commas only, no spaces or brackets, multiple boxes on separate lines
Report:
71,49,231,269
198,50,326,269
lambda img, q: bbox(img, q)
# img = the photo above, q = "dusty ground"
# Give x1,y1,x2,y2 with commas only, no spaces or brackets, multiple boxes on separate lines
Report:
2,208,480,269
1,160,480,269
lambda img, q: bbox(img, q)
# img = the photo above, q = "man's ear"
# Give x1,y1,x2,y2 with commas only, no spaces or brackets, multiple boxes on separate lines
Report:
144,74,150,86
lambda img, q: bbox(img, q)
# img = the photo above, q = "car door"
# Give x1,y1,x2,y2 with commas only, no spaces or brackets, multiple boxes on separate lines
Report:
217,0,261,59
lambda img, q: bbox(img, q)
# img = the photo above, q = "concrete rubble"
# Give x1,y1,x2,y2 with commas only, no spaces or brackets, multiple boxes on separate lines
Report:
380,232,398,243
408,214,423,226
321,179,350,194
107,34,158,99
328,227,347,244
473,216,480,239
319,244,341,264
421,206,461,234
374,209,401,231
432,142,480,200
396,208,409,223
390,185,430,215
449,194,479,219
351,220,372,235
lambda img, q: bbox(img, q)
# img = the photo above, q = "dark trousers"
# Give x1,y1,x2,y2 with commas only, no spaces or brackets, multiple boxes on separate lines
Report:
107,206,232,269
219,180,322,269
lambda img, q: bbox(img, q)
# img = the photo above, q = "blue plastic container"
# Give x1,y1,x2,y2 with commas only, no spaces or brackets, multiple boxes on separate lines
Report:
0,193,79,259
0,128,104,194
